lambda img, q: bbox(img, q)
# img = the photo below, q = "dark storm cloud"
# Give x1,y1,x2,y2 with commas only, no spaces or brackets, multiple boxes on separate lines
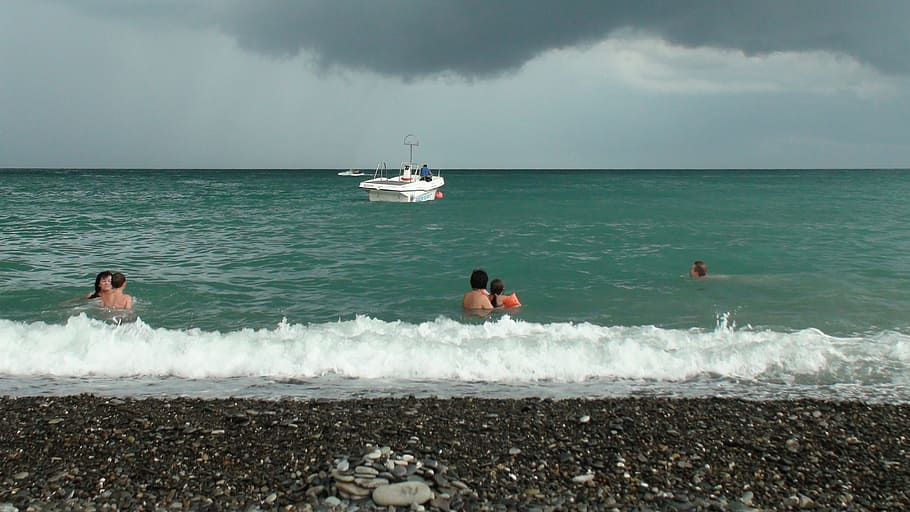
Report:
147,0,910,78
56,0,910,78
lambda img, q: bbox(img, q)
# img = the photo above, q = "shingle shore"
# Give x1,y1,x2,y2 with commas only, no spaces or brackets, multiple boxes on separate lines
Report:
1,395,909,511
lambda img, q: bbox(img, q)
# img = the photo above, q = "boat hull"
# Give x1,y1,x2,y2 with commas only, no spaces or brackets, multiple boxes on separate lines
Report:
359,176,445,203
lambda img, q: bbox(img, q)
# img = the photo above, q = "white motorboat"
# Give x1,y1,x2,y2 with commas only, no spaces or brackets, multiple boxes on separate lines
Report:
337,169,364,177
358,135,445,203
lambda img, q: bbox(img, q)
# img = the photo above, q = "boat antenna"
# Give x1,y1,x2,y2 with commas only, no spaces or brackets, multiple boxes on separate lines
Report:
403,134,420,164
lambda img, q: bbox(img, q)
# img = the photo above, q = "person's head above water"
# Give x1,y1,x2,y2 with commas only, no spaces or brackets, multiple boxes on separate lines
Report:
90,271,113,298
489,278,504,295
690,260,708,277
111,272,127,289
470,269,489,290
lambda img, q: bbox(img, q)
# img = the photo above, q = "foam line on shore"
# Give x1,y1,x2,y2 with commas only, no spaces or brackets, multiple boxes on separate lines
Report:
1,314,908,385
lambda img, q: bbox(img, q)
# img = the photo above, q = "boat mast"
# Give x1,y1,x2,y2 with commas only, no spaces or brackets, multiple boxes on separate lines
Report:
403,134,420,165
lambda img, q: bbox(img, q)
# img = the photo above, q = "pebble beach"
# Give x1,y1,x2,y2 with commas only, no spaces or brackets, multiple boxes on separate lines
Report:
1,396,909,511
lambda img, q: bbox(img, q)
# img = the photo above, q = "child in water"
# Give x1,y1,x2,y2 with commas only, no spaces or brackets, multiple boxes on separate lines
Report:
489,278,521,308
101,272,133,309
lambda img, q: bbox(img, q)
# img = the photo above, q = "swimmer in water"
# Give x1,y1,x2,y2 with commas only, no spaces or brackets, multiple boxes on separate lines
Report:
689,260,708,277
489,278,521,308
462,269,494,310
100,272,133,309
87,271,113,299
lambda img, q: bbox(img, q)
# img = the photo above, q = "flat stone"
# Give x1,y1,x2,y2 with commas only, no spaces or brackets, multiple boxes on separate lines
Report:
355,477,389,489
572,473,595,483
335,481,370,498
354,466,379,476
372,481,433,507
430,497,451,510
331,470,354,482
729,503,761,512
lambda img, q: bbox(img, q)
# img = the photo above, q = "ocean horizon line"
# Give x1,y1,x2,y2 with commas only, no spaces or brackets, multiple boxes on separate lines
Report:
1,166,907,172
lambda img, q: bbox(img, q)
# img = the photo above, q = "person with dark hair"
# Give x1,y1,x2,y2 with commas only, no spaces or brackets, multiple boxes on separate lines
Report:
689,260,708,277
470,269,488,290
419,164,433,182
101,272,133,309
489,278,522,308
462,269,493,310
86,271,113,299
489,278,505,308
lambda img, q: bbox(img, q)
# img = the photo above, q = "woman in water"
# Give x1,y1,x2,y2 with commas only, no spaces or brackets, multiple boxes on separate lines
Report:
86,271,113,299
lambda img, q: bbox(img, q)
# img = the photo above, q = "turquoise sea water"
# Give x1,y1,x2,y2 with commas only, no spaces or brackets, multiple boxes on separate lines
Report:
2,169,909,401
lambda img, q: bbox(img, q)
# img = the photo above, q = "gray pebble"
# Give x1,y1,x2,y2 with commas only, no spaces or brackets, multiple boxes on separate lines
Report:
371,481,433,507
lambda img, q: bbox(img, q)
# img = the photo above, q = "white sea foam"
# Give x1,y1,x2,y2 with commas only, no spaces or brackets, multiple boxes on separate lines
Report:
1,314,908,386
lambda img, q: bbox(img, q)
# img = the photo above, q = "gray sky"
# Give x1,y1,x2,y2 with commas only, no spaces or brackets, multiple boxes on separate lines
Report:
1,0,909,169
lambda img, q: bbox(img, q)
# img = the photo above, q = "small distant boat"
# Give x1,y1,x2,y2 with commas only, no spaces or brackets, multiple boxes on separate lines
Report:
358,135,445,203
337,169,364,177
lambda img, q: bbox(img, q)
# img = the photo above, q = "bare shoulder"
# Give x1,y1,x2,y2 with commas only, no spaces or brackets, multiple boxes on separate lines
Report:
463,290,493,310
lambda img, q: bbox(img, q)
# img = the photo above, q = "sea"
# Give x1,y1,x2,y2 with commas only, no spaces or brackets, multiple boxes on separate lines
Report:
2,169,909,402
